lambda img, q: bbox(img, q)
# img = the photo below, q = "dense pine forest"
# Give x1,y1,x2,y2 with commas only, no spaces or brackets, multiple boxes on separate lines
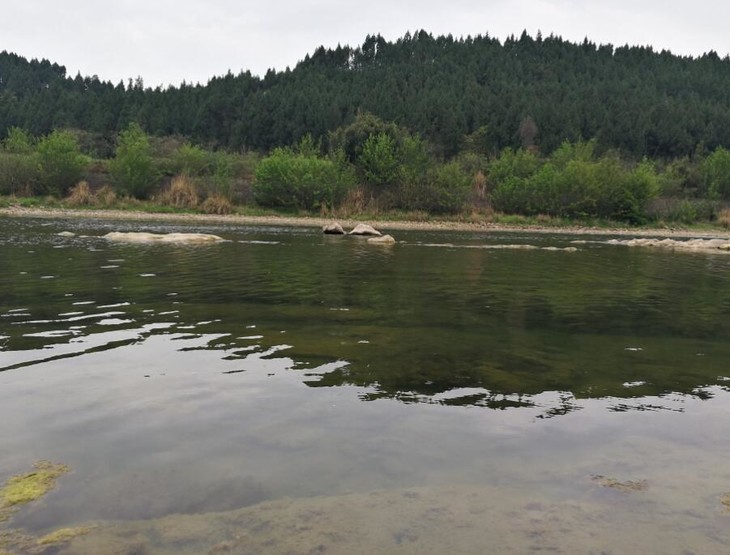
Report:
2,31,730,224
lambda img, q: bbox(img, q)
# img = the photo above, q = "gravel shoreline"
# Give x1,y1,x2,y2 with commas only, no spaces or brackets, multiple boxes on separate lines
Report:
2,205,730,238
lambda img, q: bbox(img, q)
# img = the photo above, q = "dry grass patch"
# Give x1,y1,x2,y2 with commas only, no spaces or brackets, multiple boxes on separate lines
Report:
157,175,199,208
200,194,233,215
65,181,94,206
337,187,369,216
65,182,118,208
718,208,730,229
95,185,117,207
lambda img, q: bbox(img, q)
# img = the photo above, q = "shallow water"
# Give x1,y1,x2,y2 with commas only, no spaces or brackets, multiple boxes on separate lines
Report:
1,216,730,553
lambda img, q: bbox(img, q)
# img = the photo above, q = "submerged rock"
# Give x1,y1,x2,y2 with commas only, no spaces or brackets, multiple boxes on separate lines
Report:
367,234,396,245
322,222,345,235
349,224,382,236
38,527,91,546
607,238,730,252
0,461,70,522
591,474,648,492
57,231,75,237
103,232,225,244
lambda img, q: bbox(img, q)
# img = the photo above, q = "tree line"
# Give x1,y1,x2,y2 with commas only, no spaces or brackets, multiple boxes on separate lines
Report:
2,32,730,223
3,31,730,158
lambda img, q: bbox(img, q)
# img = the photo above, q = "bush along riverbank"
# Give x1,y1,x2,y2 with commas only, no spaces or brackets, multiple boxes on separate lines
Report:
1,116,730,230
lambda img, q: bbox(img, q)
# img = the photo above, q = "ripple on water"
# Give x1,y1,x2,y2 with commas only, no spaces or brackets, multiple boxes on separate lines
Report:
2,218,730,551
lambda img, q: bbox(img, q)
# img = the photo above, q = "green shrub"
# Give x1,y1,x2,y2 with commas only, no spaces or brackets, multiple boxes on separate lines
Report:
359,132,399,186
0,152,40,195
36,130,89,197
646,198,719,224
488,143,659,222
109,123,158,199
703,147,730,200
254,149,355,210
399,161,471,214
173,143,211,176
3,127,35,154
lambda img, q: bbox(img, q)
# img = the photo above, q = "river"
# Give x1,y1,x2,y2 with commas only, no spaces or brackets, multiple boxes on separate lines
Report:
1,215,729,553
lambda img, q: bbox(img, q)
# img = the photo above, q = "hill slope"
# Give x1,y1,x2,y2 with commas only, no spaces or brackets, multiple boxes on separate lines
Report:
2,31,730,158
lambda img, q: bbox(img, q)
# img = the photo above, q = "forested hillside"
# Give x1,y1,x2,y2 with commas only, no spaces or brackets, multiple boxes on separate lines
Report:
2,32,730,225
3,31,730,158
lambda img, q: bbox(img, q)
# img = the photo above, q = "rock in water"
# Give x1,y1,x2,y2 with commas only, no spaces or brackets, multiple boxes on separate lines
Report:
367,234,396,244
104,232,225,244
322,222,345,235
57,231,76,237
349,224,382,236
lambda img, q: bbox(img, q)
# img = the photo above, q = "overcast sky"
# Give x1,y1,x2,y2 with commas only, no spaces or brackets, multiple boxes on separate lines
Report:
4,1,729,87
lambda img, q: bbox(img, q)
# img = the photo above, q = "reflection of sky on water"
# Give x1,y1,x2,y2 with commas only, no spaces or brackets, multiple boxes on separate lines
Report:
1,216,730,543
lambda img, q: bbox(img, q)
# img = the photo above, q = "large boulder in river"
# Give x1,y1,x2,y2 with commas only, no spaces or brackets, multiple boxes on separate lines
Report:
322,222,345,235
367,234,396,245
349,223,382,236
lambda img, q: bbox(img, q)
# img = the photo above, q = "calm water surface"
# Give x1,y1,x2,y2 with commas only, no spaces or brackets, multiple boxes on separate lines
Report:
1,216,730,553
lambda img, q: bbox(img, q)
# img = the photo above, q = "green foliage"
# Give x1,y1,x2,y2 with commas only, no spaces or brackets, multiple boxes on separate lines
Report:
295,134,321,157
173,143,210,176
703,147,730,200
359,132,399,186
3,127,35,154
254,148,355,210
667,200,701,224
398,134,431,187
463,125,498,156
210,151,234,197
488,148,542,182
5,33,730,160
404,161,471,214
488,142,659,222
659,156,705,197
647,198,719,224
0,152,40,195
36,130,88,196
110,123,157,199
619,159,661,221
328,113,406,164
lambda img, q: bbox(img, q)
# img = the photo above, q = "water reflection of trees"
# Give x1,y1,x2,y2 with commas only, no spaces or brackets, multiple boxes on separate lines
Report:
3,221,730,415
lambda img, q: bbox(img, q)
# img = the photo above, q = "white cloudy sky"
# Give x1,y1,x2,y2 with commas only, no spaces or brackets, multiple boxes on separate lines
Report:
4,1,729,87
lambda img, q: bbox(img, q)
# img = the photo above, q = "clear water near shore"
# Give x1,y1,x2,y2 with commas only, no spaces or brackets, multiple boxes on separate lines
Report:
1,216,729,553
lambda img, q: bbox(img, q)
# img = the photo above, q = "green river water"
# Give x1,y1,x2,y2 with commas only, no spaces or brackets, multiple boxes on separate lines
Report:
0,215,729,553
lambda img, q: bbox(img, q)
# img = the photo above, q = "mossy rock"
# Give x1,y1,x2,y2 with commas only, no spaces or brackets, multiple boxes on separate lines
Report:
37,526,91,546
722,493,730,510
0,461,70,508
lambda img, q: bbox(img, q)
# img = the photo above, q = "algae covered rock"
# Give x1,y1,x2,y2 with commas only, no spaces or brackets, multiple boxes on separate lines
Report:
37,526,91,546
0,461,70,508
